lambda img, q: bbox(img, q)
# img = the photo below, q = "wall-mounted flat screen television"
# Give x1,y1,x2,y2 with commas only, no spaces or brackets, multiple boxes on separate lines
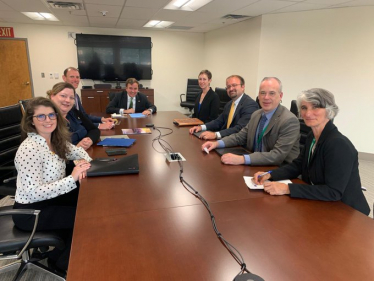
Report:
76,34,152,81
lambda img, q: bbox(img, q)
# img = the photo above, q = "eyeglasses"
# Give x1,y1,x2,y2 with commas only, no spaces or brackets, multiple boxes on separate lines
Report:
33,113,58,121
226,84,242,90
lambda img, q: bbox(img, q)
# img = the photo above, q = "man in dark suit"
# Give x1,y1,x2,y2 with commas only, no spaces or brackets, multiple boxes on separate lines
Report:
189,75,258,140
202,77,300,166
63,67,114,130
106,78,156,115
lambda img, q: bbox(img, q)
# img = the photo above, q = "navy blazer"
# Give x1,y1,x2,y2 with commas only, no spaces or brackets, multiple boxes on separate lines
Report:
66,108,100,145
205,94,259,138
75,93,102,126
106,91,156,114
271,121,370,215
192,87,220,123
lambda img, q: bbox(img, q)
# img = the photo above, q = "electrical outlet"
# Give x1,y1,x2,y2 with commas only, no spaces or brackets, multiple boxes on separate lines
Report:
41,72,45,78
49,73,53,79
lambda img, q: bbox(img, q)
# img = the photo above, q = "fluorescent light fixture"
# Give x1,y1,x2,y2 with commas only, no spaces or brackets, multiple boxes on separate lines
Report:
164,0,212,11
143,20,174,28
22,12,59,21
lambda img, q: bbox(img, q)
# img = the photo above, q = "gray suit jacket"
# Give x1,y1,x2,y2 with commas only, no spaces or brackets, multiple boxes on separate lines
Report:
222,105,300,166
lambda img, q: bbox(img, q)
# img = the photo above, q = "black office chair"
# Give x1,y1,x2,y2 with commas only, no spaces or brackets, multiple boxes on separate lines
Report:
180,79,200,112
19,99,32,115
215,87,230,114
0,104,23,199
0,206,65,280
255,96,262,109
290,100,298,117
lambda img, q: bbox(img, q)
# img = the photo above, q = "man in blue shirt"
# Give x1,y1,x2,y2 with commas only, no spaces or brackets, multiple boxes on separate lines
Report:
202,77,300,166
62,67,114,130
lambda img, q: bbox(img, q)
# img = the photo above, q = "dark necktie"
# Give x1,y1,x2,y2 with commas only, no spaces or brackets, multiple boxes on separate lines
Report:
256,115,267,152
129,97,133,109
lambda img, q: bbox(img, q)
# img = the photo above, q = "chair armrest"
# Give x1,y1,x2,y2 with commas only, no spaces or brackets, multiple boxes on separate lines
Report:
0,209,39,216
0,208,41,259
180,94,185,103
0,166,16,170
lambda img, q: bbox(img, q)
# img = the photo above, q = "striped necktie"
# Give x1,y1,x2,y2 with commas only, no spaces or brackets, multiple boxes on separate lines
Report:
226,102,235,129
255,114,267,152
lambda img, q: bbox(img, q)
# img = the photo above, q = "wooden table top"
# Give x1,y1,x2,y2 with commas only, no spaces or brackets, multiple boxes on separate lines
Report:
67,111,374,281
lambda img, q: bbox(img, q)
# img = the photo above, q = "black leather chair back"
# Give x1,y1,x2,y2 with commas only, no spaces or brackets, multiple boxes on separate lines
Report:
19,99,32,115
299,119,312,152
290,100,298,117
180,79,201,111
0,104,23,195
215,87,230,114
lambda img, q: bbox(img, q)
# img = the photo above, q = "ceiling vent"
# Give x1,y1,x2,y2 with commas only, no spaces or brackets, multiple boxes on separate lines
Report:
46,1,83,10
167,26,193,30
221,14,250,20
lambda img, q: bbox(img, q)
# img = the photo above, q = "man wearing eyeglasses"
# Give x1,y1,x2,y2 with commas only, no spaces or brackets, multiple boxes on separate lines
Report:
62,67,115,130
189,75,258,140
202,77,300,166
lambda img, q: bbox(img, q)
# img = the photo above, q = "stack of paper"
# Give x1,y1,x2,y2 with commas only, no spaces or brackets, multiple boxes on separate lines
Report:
243,177,292,190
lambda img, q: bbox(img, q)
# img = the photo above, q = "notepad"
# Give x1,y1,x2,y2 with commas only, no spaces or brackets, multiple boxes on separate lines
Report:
97,138,136,147
111,113,127,118
122,128,152,134
129,113,146,118
243,176,292,190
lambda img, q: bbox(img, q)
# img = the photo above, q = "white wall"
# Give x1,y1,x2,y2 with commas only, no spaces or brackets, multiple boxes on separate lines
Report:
0,22,204,113
204,17,262,99
257,7,374,154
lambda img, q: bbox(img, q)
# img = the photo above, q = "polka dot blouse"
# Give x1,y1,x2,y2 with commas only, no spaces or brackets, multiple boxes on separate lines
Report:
14,132,92,204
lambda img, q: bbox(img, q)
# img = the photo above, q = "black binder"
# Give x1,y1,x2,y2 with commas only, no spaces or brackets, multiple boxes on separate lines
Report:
87,154,139,177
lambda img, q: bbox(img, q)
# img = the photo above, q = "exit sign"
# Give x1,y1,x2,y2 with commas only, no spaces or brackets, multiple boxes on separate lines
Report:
0,27,14,38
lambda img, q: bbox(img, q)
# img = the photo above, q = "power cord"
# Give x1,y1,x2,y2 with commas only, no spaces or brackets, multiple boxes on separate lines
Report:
151,126,263,281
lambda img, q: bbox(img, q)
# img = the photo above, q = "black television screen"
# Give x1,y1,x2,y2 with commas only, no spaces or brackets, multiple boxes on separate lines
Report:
76,34,152,81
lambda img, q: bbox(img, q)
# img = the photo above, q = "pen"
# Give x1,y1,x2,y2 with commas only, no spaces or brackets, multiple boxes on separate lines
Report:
257,171,272,179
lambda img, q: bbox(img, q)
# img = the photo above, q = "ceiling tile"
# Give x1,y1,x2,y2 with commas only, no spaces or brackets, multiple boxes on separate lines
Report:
125,0,170,9
331,0,374,7
0,1,13,11
120,7,158,20
233,0,296,17
198,0,259,14
151,9,190,21
85,0,125,5
2,0,50,12
303,0,356,5
274,2,328,13
116,18,147,28
89,15,118,24
85,4,122,17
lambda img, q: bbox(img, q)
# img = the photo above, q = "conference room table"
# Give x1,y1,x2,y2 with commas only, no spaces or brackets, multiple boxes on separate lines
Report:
67,111,374,281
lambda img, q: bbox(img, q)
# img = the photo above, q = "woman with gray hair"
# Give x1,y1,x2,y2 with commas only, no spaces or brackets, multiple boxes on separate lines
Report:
253,88,369,215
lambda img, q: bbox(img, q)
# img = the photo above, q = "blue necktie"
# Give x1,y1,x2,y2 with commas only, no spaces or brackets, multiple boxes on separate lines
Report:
256,115,267,152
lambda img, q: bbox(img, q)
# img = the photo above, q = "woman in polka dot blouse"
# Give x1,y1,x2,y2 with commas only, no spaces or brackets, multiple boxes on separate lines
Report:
12,97,92,274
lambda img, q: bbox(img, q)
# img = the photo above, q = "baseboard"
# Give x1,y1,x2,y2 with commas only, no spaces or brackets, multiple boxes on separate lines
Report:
358,152,374,162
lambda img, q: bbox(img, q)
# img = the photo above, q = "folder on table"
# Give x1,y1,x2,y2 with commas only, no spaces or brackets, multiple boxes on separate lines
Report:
97,138,136,147
122,128,152,134
87,154,139,177
173,118,203,126
129,113,146,118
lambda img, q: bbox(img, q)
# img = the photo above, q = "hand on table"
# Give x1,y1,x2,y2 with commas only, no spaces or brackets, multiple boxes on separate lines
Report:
189,126,202,134
221,153,244,165
77,137,93,150
199,131,216,140
201,141,218,152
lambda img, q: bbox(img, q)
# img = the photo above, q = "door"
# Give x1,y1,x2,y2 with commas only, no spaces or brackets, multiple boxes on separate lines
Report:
0,39,33,107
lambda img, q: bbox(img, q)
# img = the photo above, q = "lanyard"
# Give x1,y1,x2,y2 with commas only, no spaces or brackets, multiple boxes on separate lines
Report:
308,138,316,164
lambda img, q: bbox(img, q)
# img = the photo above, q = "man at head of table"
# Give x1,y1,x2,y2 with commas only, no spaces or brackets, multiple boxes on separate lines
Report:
202,77,300,166
189,75,259,140
106,78,157,116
